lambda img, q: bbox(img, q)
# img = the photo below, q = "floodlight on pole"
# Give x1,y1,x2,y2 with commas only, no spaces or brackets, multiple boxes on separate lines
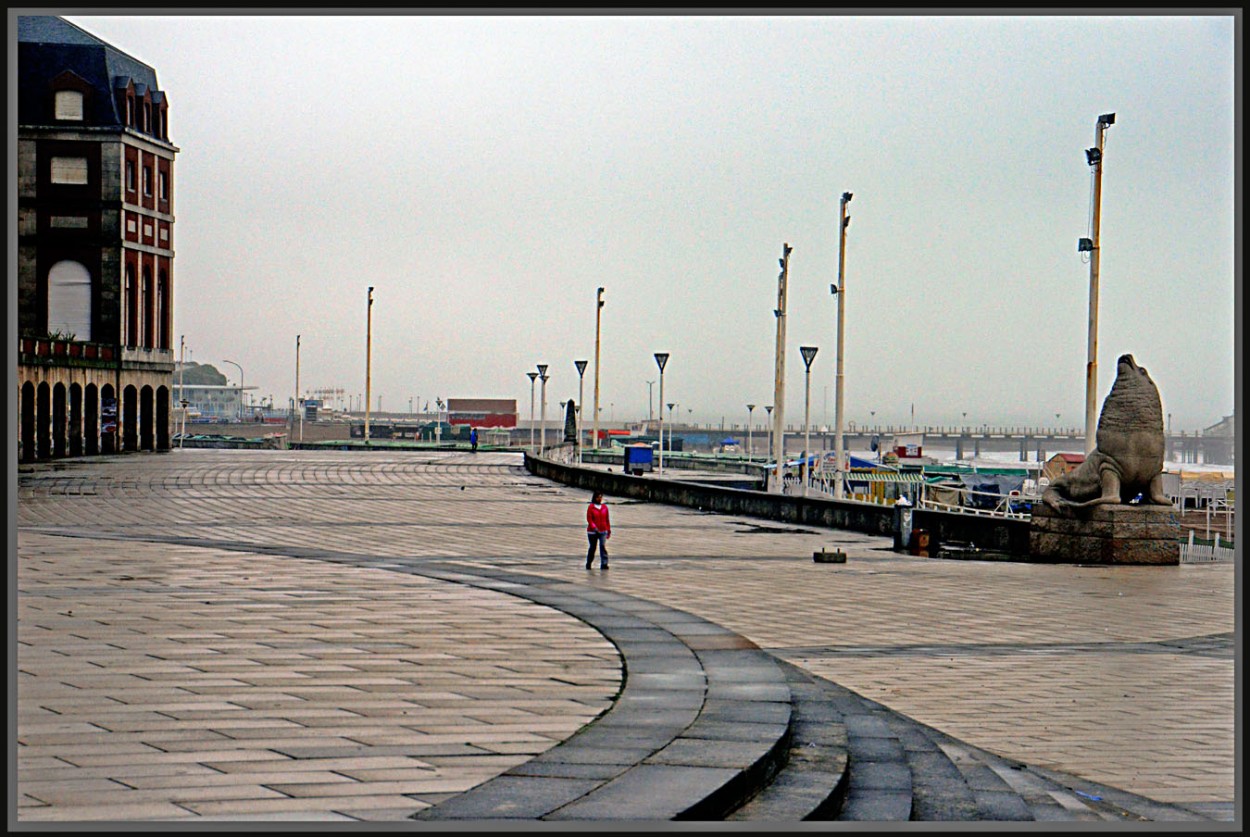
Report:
770,244,792,493
1082,112,1114,455
833,191,852,498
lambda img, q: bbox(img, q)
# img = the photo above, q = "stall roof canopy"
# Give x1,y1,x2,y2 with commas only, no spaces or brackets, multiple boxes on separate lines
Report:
845,471,927,484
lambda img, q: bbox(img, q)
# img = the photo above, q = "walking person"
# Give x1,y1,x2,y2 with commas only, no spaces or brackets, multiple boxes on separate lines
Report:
585,491,611,570
469,427,478,453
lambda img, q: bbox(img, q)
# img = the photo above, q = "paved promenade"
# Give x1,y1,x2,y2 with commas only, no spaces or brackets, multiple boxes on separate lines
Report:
14,449,1237,823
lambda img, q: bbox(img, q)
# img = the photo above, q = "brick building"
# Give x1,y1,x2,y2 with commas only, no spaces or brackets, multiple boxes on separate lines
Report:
17,16,179,460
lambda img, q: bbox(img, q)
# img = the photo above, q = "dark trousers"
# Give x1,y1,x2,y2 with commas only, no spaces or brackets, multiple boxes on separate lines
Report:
586,532,609,567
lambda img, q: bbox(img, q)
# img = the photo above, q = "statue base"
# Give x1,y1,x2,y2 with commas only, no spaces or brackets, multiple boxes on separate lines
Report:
1029,503,1182,565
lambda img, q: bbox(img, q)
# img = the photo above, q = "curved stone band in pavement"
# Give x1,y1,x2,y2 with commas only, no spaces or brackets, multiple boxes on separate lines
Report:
409,564,793,820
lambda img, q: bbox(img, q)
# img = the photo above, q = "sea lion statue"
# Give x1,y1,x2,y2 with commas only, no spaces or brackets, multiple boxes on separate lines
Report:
1043,353,1171,511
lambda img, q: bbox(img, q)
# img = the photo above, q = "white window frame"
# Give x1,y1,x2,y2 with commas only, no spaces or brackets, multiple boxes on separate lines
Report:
47,260,92,341
54,90,84,120
50,156,89,185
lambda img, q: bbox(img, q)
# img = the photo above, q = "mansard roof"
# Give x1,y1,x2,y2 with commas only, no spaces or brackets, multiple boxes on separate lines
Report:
18,15,165,130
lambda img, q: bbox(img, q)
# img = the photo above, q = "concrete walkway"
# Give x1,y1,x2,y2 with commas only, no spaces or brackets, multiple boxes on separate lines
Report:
14,449,1237,823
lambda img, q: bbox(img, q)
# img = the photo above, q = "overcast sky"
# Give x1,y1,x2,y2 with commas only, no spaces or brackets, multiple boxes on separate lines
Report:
58,12,1237,431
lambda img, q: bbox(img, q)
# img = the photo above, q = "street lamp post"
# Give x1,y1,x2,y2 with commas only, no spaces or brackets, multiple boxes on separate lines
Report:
178,335,186,447
800,346,819,497
537,364,549,456
746,404,755,462
574,359,588,463
526,371,538,453
1082,112,1115,455
593,287,604,451
365,286,374,444
832,191,852,499
295,334,303,442
654,352,669,474
222,359,244,422
667,402,676,461
764,405,773,476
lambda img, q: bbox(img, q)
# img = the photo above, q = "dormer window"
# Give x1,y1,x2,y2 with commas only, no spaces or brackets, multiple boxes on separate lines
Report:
54,90,84,121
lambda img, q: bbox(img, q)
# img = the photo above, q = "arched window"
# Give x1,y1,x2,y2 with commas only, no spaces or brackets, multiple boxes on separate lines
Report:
55,90,84,121
47,260,92,341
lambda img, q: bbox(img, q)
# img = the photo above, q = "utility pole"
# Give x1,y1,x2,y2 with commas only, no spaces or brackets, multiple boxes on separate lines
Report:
832,192,851,498
365,286,374,444
1081,113,1115,454
592,287,604,451
769,244,792,493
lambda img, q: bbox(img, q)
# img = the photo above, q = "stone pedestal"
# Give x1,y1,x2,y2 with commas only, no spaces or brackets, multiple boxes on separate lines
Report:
1029,503,1182,565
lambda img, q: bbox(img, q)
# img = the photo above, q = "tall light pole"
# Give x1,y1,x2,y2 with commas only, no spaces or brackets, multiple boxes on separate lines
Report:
746,404,756,462
647,380,655,428
667,402,676,460
574,359,588,463
654,352,669,474
295,334,302,443
537,364,549,456
764,405,773,474
526,371,538,452
832,192,852,499
1081,113,1114,455
800,346,819,497
592,287,605,451
222,359,244,421
770,244,792,493
365,286,374,444
178,335,187,447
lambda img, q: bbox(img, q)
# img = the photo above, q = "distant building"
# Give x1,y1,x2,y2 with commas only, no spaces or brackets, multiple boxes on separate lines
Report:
17,16,180,459
1042,452,1085,483
447,398,517,428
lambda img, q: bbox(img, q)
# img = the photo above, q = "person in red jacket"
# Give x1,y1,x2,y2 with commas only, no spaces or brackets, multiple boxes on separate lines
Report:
585,491,611,570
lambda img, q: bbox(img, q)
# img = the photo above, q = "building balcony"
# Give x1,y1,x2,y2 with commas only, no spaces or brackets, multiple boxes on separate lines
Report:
19,336,116,364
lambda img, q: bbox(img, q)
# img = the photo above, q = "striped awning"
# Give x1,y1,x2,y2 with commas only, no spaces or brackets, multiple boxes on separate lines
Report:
843,471,926,484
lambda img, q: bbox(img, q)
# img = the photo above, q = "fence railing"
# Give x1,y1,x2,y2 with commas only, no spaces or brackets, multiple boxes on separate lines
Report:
1178,531,1235,563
